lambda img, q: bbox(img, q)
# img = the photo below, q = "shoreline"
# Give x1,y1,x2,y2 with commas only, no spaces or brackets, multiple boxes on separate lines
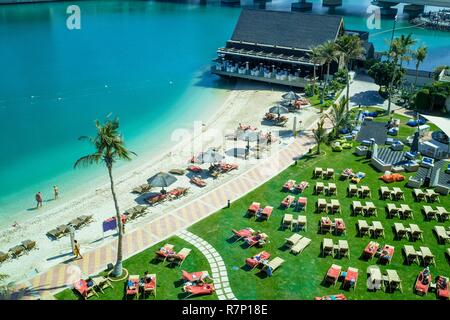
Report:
0,79,321,283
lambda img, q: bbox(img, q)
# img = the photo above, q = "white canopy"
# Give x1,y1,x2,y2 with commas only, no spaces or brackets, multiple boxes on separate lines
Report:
420,114,450,138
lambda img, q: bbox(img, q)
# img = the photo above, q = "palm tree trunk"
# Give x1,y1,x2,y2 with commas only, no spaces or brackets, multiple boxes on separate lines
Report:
387,61,398,115
345,64,350,112
107,164,124,277
312,66,316,95
414,63,419,87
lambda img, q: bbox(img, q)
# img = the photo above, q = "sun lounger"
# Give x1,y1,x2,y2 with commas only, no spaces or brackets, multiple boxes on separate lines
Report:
367,265,383,291
322,238,334,257
316,198,327,213
394,223,408,240
423,205,437,221
181,270,211,283
352,201,363,216
169,168,186,175
140,274,157,298
190,176,206,187
415,269,432,295
219,163,238,173
0,251,9,264
132,183,151,194
358,220,370,237
425,189,440,203
404,245,419,265
262,257,285,276
343,267,359,290
169,248,192,267
364,202,377,217
183,283,215,298
284,233,302,248
392,187,404,200
244,232,268,247
247,202,261,216
146,193,168,206
420,246,436,266
327,183,337,196
295,197,307,212
436,276,449,300
436,206,449,222
295,181,309,193
295,215,307,231
347,184,358,197
280,195,295,208
409,224,423,242
399,204,413,220
314,182,325,195
384,269,402,293
380,186,392,200
358,185,371,198
283,179,296,191
73,278,98,300
324,264,342,287
155,244,175,262
258,206,273,220
338,240,350,259
290,237,311,255
414,189,426,202
47,228,64,240
187,165,202,172
370,221,385,238
341,168,353,180
231,228,255,242
8,245,25,258
245,251,271,270
386,203,400,218
313,167,323,178
363,241,379,260
328,199,341,214
21,240,36,252
325,168,335,180
320,216,333,234
126,275,140,299
281,214,293,230
169,187,189,199
379,245,395,264
334,218,346,235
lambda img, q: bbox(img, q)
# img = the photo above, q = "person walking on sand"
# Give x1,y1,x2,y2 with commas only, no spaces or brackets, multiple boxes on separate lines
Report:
35,192,43,208
53,185,59,200
73,240,83,260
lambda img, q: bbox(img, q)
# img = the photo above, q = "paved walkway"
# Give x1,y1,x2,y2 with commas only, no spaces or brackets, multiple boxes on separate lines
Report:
177,230,236,300
8,117,318,300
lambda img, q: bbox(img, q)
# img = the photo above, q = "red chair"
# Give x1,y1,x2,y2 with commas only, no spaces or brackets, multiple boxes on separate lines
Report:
343,267,359,290
295,181,309,193
324,264,342,287
181,270,210,283
259,206,273,220
415,270,432,295
73,279,97,300
247,202,261,216
379,245,395,264
142,275,157,298
231,228,254,242
245,251,271,269
155,244,175,262
244,233,268,247
280,195,294,208
283,180,295,191
187,165,202,172
436,276,449,299
314,294,347,300
126,275,140,300
363,241,379,260
183,283,215,298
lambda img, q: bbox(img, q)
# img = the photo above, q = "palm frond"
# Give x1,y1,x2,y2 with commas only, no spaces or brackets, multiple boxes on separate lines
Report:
73,153,102,168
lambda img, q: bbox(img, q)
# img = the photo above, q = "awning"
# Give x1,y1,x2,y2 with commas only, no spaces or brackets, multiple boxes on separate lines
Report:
420,114,450,138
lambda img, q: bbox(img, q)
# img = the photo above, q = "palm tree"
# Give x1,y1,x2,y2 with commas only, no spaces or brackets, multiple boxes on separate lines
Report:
308,46,325,97
413,46,428,86
386,34,416,114
74,117,136,277
335,34,365,112
326,97,350,138
318,40,339,103
312,117,328,155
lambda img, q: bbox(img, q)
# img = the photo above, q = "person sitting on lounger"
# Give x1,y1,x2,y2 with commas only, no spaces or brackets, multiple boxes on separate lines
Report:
422,267,430,284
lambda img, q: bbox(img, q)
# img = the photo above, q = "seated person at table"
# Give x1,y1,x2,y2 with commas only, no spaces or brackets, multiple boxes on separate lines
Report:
140,271,153,285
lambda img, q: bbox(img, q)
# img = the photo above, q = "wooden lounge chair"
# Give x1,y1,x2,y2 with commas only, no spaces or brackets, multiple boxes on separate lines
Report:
399,204,413,220
379,245,395,264
73,278,98,300
423,206,438,221
314,182,325,195
313,167,323,179
334,218,346,235
359,186,371,198
392,187,404,200
320,216,333,234
291,237,311,255
413,189,426,202
295,215,307,231
387,203,399,218
409,224,423,242
380,186,392,200
324,264,342,287
370,221,385,238
325,168,335,180
327,183,337,196
190,176,206,187
183,283,215,298
231,228,255,242
126,275,140,300
244,233,268,247
262,257,285,276
281,214,293,230
394,223,408,240
425,189,440,203
322,238,334,257
280,195,294,208
358,220,370,237
364,202,377,217
436,206,449,222
141,274,157,298
245,251,271,270
283,180,296,191
433,226,450,244
132,183,151,194
155,244,175,262
21,240,36,252
284,233,302,249
363,241,379,260
367,265,383,291
47,228,64,240
338,240,350,259
343,267,358,290
384,269,403,293
90,275,114,294
169,168,186,175
352,201,363,216
0,251,9,264
169,248,192,267
420,246,436,266
403,245,419,265
295,181,309,193
8,245,25,258
258,206,273,220
347,184,357,197
247,202,261,217
415,269,432,295
316,198,327,213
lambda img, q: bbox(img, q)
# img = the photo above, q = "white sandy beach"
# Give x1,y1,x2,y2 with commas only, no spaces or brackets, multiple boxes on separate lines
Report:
0,80,321,284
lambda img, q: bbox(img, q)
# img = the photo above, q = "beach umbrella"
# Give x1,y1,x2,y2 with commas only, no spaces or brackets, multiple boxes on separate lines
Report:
282,91,300,101
194,149,225,164
411,132,420,153
237,130,262,159
269,105,289,118
147,172,177,192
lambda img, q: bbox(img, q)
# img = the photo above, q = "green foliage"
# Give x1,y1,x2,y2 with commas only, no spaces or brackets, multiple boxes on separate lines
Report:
433,65,449,80
368,61,404,89
304,83,317,97
333,69,348,85
412,81,450,112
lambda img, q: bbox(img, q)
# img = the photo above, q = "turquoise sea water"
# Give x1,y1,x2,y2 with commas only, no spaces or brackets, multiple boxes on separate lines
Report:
0,0,449,225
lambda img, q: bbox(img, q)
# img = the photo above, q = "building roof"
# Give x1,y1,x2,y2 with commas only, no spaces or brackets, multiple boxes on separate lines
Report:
230,9,344,51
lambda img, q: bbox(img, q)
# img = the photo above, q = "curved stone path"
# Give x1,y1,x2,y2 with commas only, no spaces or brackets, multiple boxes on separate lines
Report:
177,230,237,300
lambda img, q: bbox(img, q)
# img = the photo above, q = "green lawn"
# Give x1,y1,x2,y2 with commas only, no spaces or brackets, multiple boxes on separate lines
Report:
57,120,449,300
189,145,449,300
55,237,215,300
